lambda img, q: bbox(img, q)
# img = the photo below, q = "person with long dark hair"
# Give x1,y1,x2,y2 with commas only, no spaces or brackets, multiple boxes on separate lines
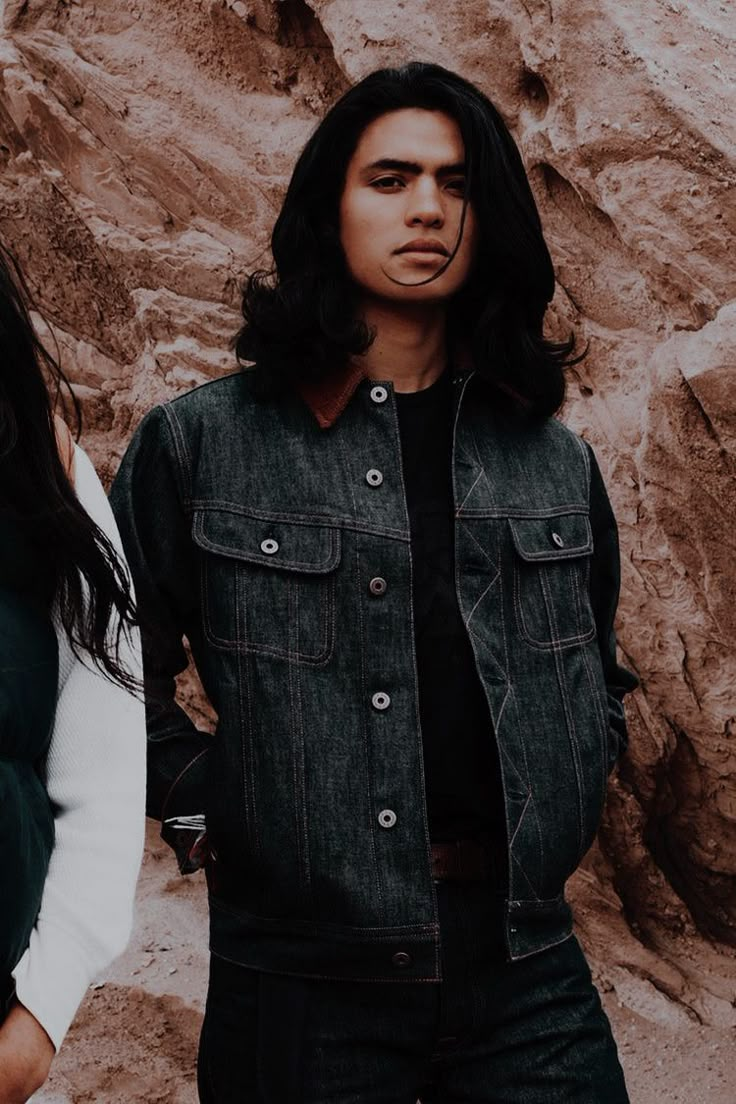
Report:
113,62,637,1101
0,245,145,1102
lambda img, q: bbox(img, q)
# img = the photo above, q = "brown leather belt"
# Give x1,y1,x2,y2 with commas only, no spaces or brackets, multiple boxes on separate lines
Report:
430,840,492,882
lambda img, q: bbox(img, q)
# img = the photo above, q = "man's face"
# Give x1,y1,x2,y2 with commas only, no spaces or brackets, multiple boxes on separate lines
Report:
339,108,477,305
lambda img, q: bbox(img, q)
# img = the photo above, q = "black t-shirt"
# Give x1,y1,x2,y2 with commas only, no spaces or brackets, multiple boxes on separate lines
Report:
395,372,504,844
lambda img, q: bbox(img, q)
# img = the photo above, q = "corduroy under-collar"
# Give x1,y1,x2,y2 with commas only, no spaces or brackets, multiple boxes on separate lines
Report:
296,361,368,430
296,356,475,430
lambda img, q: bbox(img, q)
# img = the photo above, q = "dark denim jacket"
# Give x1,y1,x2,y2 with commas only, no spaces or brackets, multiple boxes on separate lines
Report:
110,368,636,981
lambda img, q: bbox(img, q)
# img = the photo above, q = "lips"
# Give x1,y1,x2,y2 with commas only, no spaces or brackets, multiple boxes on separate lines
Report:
395,239,450,257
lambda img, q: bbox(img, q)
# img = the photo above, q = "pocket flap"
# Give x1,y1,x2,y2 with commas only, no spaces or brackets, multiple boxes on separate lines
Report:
509,514,593,562
192,509,341,573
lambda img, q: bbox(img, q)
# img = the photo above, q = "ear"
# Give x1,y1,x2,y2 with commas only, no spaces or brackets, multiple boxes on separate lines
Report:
53,414,76,484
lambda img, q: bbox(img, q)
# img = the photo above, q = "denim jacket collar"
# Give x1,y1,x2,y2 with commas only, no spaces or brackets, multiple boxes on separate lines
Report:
297,361,366,430
297,360,473,430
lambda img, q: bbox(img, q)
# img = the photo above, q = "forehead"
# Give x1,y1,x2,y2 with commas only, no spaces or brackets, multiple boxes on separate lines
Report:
350,108,465,168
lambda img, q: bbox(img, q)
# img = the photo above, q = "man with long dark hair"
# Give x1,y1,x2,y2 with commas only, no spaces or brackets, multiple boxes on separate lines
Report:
113,62,637,1102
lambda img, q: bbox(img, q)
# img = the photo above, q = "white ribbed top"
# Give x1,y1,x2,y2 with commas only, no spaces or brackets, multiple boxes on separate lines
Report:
11,445,146,1051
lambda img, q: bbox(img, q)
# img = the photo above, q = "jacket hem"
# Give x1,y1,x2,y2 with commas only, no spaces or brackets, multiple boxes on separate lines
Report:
209,895,442,982
505,893,574,960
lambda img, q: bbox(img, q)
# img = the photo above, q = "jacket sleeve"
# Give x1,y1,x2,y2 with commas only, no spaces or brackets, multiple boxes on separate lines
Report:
585,442,639,768
109,405,210,830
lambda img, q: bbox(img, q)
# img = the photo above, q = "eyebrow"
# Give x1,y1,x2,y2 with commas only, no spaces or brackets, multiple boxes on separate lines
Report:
360,158,466,178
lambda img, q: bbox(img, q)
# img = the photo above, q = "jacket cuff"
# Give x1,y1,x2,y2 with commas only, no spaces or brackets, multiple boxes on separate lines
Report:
159,749,209,872
12,924,98,1052
159,747,209,821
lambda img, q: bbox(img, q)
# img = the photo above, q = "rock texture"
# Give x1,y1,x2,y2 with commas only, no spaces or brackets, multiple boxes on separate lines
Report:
1,0,735,1027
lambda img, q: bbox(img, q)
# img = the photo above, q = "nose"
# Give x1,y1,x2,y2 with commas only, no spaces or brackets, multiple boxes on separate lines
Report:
405,177,444,229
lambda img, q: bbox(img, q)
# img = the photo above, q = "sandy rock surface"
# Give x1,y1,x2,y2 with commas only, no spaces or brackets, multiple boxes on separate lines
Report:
1,0,735,1089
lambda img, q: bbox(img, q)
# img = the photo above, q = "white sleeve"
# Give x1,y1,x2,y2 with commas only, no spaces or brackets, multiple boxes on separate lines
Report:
11,444,146,1052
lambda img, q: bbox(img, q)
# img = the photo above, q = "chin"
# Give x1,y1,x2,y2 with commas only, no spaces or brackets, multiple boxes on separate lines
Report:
380,282,459,305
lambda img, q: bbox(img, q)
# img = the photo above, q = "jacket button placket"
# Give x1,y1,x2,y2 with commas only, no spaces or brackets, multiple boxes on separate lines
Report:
362,382,405,873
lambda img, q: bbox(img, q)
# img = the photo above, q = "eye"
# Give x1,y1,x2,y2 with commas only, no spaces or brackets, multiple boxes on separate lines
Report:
370,175,405,190
445,178,466,196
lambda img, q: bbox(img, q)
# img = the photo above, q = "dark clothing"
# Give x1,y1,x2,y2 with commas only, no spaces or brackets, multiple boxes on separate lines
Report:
394,371,632,852
197,879,628,1103
394,373,499,843
0,514,57,983
110,367,637,978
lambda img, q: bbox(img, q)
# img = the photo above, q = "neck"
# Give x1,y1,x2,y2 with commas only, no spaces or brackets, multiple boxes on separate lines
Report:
354,298,447,393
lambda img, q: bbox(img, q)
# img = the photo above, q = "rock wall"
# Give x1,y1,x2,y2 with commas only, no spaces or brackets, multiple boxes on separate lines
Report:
1,0,734,1025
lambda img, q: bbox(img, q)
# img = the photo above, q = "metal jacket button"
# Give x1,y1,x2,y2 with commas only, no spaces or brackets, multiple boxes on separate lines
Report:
260,538,279,554
370,385,388,404
369,577,387,596
378,809,397,828
391,951,412,968
366,468,383,487
372,691,391,711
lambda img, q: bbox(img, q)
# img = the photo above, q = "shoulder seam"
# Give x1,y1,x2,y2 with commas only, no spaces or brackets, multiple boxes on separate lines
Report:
158,404,193,511
576,436,593,507
552,418,591,504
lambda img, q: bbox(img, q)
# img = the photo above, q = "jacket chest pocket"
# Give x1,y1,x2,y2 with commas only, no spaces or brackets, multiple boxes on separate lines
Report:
509,513,595,651
192,509,341,665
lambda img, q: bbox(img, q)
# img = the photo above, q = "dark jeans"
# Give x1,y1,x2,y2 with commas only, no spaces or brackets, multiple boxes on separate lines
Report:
198,881,628,1103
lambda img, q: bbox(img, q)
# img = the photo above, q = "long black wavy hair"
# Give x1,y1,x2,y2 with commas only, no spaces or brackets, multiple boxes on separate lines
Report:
237,61,579,417
0,242,139,692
